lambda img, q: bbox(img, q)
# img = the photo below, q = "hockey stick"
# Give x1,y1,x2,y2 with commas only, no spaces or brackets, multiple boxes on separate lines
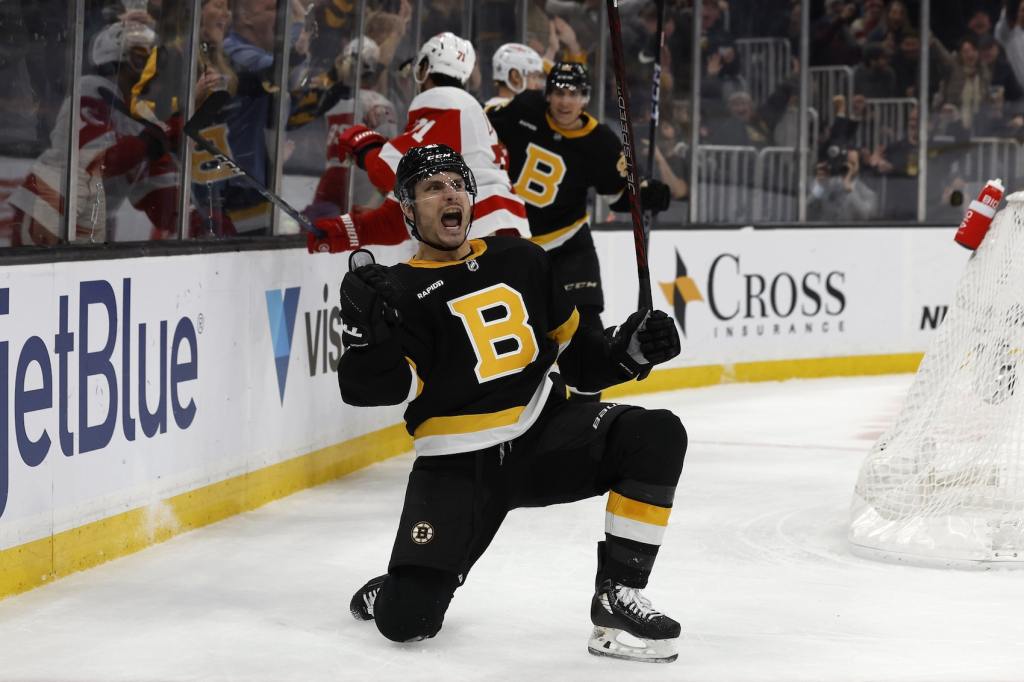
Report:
182,91,324,237
642,0,666,249
606,0,653,311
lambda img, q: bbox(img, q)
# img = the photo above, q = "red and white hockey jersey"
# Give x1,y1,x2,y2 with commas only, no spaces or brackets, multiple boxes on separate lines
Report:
7,75,179,244
313,88,399,213
314,85,530,246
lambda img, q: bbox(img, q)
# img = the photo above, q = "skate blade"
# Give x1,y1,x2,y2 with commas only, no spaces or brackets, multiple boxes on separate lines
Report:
587,626,678,663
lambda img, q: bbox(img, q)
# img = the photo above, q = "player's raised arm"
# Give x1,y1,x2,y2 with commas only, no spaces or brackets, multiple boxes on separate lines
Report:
336,264,411,407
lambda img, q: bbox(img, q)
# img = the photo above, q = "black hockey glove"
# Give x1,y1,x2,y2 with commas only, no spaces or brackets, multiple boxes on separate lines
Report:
339,264,400,348
639,178,671,214
610,310,681,380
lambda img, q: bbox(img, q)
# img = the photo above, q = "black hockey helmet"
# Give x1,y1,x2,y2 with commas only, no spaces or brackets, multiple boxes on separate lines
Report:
546,61,591,98
394,144,477,250
395,143,477,203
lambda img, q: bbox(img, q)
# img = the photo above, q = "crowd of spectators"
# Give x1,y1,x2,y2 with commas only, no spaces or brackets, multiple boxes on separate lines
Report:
6,0,1024,244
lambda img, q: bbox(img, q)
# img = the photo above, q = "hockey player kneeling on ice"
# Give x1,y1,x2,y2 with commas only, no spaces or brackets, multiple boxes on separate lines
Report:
338,144,687,663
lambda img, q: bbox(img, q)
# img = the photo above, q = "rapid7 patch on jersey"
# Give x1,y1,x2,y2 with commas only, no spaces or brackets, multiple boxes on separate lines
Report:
447,283,539,383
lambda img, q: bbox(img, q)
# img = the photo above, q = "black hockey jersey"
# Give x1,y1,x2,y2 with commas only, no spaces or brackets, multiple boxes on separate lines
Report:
487,90,626,251
337,237,633,457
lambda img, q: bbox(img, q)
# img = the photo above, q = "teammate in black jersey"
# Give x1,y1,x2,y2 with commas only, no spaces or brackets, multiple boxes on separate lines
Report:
338,144,688,663
486,62,672,401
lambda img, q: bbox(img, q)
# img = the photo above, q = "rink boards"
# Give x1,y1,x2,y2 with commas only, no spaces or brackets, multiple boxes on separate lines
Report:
0,227,967,597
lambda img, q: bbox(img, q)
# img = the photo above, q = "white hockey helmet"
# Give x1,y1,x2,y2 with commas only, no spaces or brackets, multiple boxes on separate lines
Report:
491,43,544,93
415,32,476,85
344,35,381,72
91,20,156,68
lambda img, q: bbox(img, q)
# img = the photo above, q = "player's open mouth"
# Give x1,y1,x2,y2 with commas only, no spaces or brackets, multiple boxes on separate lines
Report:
440,208,463,228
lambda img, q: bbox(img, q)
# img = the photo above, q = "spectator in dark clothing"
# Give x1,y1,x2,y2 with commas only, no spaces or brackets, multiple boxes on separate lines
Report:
811,0,861,66
851,0,885,45
701,39,749,122
707,78,797,148
854,42,900,97
868,0,912,53
967,8,995,44
890,32,945,98
707,91,773,146
974,83,1024,138
979,34,1024,110
934,35,992,132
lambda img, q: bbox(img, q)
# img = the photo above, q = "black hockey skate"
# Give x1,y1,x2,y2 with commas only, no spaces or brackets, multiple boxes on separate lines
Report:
588,578,680,663
349,575,386,621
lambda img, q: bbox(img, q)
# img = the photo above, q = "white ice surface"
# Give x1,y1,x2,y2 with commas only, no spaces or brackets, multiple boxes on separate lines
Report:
2,374,1023,682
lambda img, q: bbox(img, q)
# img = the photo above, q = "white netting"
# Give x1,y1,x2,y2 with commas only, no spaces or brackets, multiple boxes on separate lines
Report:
849,192,1024,567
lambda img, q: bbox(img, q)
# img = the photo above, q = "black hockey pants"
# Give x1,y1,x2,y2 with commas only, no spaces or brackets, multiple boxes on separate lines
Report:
371,397,687,643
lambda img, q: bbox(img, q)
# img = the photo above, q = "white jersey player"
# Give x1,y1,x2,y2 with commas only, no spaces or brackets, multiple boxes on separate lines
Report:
311,36,399,214
306,32,530,255
7,21,179,245
484,42,546,110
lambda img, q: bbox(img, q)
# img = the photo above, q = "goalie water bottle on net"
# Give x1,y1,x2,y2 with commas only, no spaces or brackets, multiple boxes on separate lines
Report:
954,178,1004,250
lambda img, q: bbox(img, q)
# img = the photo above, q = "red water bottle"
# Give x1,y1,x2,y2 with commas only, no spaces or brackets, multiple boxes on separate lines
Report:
955,179,1004,250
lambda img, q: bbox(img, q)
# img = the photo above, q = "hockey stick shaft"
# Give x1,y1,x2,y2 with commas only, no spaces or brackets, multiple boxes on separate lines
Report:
642,0,666,244
183,92,324,237
606,0,653,311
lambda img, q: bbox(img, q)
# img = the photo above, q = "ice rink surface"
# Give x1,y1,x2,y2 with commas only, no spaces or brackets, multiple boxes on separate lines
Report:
2,374,1023,682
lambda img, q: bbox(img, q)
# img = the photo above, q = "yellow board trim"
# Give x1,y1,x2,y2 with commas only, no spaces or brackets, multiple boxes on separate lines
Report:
0,424,413,601
607,492,670,526
414,405,525,439
0,352,922,601
603,353,924,399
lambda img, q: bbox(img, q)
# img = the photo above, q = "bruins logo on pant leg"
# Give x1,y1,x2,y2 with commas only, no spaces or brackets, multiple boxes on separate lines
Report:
411,521,435,544
389,467,475,574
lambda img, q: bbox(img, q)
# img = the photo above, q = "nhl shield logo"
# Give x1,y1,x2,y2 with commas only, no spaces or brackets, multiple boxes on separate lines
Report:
466,259,479,272
411,521,435,544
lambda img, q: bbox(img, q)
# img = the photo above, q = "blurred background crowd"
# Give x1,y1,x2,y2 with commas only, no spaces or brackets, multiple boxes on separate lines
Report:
0,0,1019,246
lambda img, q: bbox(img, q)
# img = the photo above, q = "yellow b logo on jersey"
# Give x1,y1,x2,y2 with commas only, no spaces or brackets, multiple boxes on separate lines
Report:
191,124,236,184
448,284,539,383
513,143,567,208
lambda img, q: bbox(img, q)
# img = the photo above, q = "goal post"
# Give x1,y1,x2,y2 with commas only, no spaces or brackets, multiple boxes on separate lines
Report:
849,191,1024,568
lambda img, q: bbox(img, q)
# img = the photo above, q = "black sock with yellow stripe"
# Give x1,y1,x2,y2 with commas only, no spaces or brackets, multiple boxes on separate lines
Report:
597,408,687,588
601,484,674,588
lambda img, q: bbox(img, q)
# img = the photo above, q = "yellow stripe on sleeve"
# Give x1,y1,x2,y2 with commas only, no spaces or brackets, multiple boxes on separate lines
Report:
547,308,579,348
406,356,424,398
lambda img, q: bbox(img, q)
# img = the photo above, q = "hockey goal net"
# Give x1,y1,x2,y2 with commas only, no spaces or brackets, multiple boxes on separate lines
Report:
849,192,1024,567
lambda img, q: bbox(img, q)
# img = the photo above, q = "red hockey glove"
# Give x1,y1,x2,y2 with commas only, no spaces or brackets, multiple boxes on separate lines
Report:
336,124,387,169
307,214,359,253
164,113,183,151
